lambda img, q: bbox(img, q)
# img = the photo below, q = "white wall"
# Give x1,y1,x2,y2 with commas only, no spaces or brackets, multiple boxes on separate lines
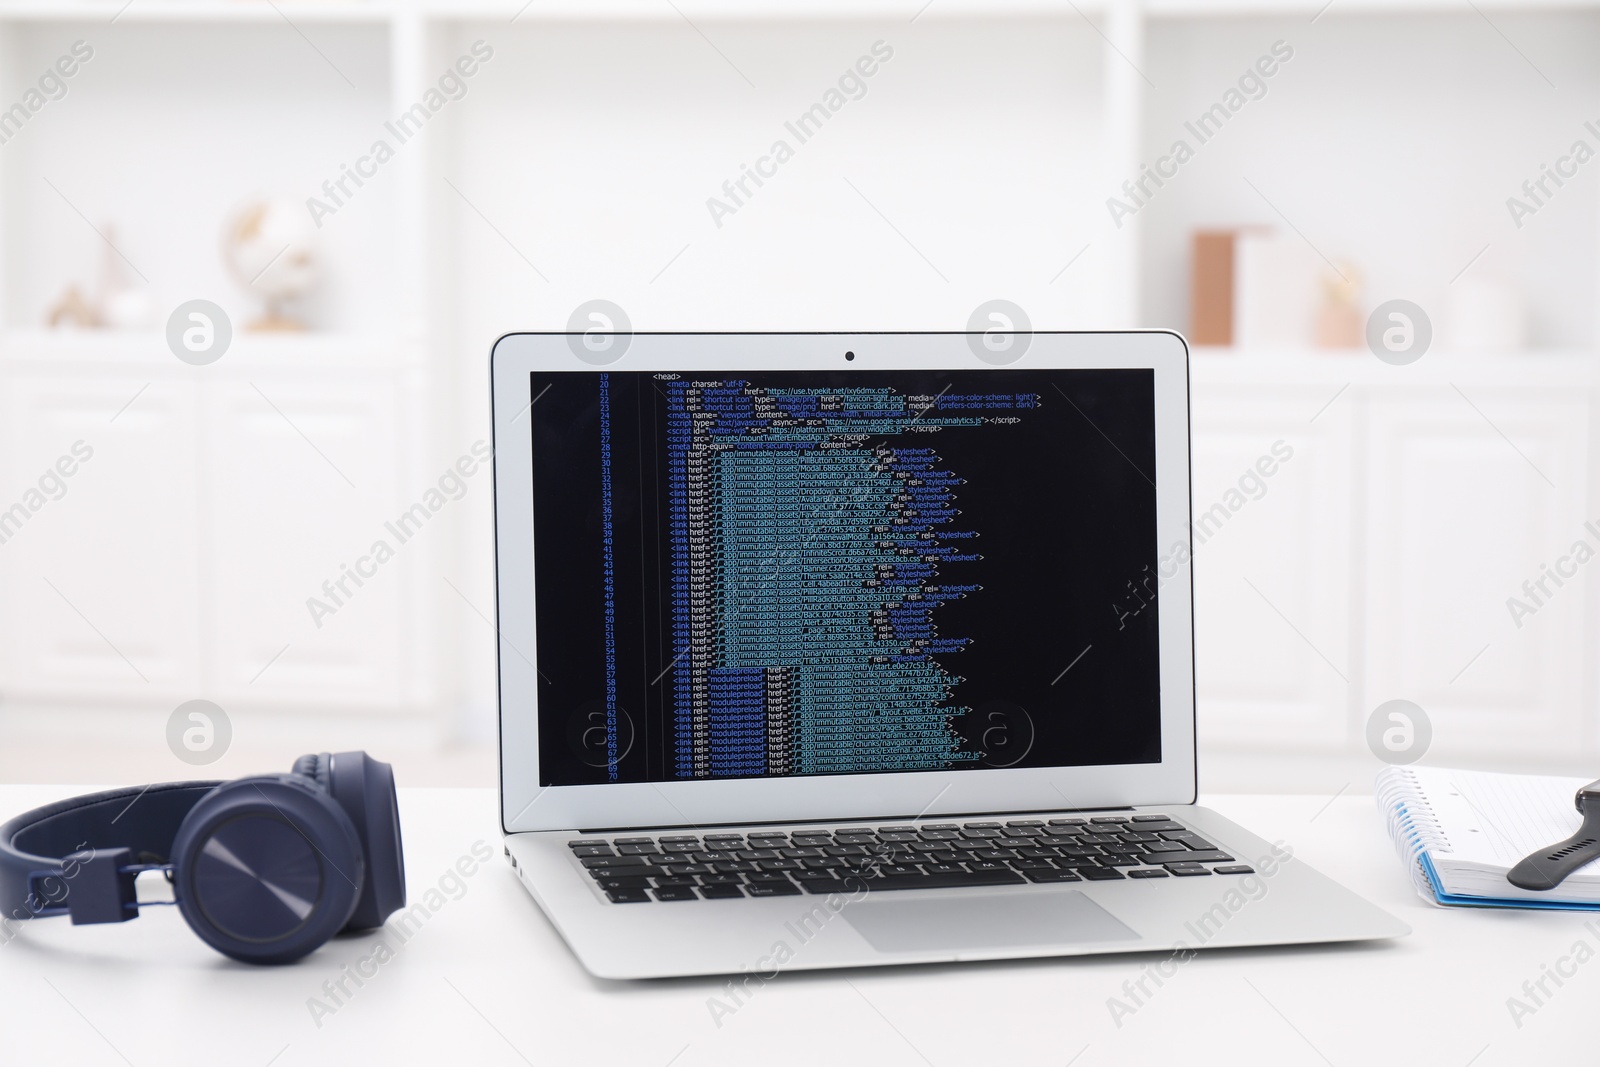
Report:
1140,11,1600,347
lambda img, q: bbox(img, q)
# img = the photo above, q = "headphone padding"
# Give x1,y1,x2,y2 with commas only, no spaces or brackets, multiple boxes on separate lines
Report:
325,752,406,931
290,753,331,791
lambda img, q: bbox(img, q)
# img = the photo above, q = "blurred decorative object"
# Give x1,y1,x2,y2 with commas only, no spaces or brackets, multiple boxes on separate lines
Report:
96,224,151,330
44,223,150,330
223,197,319,332
1314,262,1363,349
1234,231,1324,350
1189,230,1237,346
1447,276,1526,352
45,284,98,329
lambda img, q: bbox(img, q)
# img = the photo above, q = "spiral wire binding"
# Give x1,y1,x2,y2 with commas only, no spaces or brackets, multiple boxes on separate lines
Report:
1376,766,1452,906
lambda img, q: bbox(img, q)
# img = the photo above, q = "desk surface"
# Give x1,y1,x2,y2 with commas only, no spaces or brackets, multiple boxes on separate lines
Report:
0,785,1586,1067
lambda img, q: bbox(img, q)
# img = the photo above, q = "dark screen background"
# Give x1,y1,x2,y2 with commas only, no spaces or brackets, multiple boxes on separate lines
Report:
528,368,1163,786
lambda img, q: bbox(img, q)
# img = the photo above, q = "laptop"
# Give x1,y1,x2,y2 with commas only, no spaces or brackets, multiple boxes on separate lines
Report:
490,330,1408,979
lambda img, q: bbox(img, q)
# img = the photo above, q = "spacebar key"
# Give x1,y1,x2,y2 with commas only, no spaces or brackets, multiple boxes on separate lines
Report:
858,869,1026,891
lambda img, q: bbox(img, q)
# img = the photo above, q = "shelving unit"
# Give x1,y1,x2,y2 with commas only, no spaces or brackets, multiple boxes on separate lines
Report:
0,6,435,752
0,0,1592,787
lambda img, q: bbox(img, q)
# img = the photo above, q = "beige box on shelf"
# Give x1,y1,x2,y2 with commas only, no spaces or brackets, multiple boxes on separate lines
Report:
1189,231,1237,347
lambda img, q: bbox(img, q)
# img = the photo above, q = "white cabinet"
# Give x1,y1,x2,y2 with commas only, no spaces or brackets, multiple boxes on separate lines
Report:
0,339,428,720
1192,355,1600,766
0,365,200,698
201,370,423,711
1190,383,1355,751
1362,387,1595,758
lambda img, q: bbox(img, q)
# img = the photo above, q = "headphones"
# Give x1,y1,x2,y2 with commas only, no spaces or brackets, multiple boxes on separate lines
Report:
0,751,405,965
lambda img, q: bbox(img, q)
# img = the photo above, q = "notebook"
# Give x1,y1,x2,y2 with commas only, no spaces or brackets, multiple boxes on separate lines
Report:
1376,766,1600,911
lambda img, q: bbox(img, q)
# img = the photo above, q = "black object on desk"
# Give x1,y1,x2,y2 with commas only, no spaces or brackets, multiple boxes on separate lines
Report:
1508,778,1600,891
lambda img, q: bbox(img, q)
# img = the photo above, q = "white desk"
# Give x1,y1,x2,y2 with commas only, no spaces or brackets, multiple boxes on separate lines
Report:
0,785,1586,1066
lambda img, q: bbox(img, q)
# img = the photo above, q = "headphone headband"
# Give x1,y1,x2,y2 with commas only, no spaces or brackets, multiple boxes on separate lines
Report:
0,782,219,924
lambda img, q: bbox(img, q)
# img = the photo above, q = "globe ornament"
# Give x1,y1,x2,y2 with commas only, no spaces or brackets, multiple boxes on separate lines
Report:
223,197,319,332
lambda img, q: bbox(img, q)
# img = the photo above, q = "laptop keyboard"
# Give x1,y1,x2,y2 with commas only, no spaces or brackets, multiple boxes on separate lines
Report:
569,814,1257,903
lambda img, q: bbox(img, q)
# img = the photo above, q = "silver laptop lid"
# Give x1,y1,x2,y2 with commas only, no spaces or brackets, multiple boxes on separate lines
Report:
492,332,1194,832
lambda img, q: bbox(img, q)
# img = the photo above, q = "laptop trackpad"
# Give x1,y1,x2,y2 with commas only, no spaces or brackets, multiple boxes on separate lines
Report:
842,890,1139,954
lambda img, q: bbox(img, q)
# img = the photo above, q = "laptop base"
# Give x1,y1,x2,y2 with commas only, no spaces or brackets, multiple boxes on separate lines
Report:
505,804,1408,980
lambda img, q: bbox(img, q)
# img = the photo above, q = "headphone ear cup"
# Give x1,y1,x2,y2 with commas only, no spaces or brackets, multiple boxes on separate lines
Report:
324,752,406,931
171,776,364,964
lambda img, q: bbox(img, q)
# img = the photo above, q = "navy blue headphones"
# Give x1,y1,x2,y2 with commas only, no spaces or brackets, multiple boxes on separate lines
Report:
0,751,405,964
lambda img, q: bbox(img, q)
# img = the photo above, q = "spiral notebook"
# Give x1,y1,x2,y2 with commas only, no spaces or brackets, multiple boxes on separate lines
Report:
1376,766,1600,911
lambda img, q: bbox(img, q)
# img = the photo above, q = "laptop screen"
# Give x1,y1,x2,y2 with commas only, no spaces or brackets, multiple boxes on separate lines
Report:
528,368,1161,786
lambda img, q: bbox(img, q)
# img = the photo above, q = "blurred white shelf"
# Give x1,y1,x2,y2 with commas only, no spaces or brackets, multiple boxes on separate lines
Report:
0,0,1115,21
0,1,391,23
0,328,415,368
440,0,1114,17
0,0,1587,22
1189,347,1600,388
0,0,1594,767
1146,0,1600,15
